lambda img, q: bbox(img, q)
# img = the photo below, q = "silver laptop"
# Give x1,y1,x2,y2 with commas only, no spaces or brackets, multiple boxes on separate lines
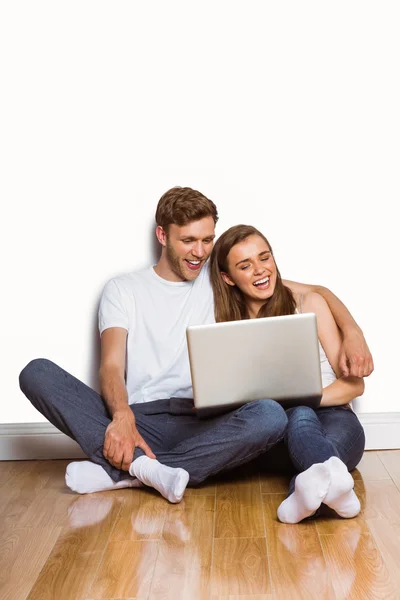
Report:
186,313,322,416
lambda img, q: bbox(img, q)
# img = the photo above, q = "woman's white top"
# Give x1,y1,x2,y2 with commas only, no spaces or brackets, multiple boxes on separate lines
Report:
295,304,337,388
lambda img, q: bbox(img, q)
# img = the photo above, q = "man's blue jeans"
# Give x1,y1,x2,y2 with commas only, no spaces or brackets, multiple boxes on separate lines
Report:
19,358,288,486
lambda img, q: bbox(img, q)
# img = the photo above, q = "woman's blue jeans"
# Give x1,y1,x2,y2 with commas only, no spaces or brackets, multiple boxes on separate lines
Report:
260,405,365,495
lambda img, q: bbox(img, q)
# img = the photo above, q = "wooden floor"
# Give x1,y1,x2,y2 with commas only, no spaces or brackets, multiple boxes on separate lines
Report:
1,451,400,599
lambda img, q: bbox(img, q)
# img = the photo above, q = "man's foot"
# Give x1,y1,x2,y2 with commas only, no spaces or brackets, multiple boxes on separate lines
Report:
65,461,142,494
277,463,330,524
129,456,189,503
323,456,361,518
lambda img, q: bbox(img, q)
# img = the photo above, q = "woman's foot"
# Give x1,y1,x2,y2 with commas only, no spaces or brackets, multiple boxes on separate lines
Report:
323,456,360,518
277,463,330,524
129,456,189,503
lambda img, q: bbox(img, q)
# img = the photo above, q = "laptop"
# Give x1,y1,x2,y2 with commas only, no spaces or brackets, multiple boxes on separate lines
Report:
186,313,322,416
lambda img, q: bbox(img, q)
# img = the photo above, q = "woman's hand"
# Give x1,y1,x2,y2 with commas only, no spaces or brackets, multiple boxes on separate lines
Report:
339,331,374,378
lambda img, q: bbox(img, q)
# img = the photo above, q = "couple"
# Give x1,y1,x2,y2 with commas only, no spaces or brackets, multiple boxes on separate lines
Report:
19,186,371,524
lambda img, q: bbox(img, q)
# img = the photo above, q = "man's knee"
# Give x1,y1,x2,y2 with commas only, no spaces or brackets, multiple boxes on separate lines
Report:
19,358,55,395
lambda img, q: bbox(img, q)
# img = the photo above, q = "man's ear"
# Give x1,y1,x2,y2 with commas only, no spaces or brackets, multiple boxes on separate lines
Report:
221,272,236,287
155,225,167,247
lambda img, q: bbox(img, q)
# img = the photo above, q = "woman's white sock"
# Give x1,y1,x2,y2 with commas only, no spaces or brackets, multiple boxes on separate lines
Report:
129,456,189,503
323,456,360,518
65,461,142,494
277,463,330,524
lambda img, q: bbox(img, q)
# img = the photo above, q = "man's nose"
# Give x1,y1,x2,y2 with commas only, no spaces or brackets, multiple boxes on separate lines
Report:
192,243,205,258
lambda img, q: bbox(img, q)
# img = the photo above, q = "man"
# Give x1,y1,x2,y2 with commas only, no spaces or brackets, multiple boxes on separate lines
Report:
19,187,373,503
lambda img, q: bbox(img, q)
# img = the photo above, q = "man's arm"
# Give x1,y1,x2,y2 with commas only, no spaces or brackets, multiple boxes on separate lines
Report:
100,327,155,471
302,292,365,406
284,279,374,378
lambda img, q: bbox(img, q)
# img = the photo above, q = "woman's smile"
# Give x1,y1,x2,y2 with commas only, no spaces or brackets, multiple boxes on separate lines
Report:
253,275,270,290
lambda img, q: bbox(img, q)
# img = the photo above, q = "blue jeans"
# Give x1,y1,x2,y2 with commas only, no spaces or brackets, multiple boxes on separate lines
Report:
260,405,365,494
19,358,288,486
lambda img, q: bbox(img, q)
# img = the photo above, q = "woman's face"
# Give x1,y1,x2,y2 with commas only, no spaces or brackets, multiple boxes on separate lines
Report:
223,235,277,306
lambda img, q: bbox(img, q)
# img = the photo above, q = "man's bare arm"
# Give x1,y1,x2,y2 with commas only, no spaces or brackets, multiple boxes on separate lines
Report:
100,327,155,470
283,279,374,378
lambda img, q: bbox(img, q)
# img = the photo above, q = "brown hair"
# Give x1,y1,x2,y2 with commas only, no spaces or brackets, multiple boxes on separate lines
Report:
155,186,218,231
209,225,296,322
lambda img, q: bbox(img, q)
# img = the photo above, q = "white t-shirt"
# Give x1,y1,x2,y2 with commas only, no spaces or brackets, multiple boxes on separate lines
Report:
98,262,215,404
99,265,337,404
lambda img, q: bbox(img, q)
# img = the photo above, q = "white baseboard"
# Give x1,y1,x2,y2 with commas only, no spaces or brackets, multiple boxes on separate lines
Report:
358,412,400,451
0,423,87,460
0,413,399,461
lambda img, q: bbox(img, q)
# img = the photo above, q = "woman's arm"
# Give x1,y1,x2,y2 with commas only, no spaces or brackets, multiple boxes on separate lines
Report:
301,292,365,407
283,279,374,378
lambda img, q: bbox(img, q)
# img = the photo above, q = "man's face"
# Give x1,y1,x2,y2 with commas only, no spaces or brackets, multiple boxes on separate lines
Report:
163,217,216,282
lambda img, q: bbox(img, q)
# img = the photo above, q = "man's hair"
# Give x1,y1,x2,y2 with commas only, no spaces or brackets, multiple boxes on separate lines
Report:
155,186,218,231
209,224,296,322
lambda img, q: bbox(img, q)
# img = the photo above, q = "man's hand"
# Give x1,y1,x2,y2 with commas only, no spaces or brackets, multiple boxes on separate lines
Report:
103,410,156,471
339,330,374,378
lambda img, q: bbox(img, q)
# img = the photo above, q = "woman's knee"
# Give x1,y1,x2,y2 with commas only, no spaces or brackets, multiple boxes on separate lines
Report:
242,399,288,442
286,405,316,429
345,423,366,471
319,408,366,471
287,405,315,421
285,405,320,445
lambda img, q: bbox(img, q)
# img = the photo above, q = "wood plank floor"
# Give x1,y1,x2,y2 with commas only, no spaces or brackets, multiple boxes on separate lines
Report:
1,451,400,599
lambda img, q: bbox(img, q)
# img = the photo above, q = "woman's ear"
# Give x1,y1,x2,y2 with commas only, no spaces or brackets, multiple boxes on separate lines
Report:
221,272,236,287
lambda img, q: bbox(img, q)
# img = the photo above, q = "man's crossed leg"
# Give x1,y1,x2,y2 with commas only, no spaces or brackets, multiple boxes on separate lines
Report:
19,359,287,502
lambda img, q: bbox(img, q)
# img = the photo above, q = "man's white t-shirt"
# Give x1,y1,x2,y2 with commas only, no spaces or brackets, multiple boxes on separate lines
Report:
98,262,215,405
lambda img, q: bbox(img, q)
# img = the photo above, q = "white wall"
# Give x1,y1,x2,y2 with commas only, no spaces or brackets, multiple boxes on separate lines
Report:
1,1,398,423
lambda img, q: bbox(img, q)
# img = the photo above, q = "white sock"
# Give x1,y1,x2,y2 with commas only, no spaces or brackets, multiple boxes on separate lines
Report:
129,456,189,504
65,461,142,494
323,456,360,518
277,463,330,524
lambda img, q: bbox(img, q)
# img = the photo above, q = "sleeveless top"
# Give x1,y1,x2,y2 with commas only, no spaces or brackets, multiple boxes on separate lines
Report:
295,300,337,389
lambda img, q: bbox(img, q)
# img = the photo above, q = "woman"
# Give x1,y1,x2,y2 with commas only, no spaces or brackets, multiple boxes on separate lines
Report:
209,225,365,524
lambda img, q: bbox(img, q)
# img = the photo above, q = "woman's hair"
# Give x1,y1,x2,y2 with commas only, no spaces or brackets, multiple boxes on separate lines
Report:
209,224,297,322
155,186,218,231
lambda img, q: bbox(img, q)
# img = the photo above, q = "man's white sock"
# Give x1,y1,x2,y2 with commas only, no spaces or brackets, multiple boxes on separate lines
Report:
323,456,360,518
277,463,330,524
129,456,189,503
65,461,142,494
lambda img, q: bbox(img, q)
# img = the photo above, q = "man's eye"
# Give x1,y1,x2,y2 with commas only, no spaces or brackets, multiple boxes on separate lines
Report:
262,255,271,261
241,265,249,270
